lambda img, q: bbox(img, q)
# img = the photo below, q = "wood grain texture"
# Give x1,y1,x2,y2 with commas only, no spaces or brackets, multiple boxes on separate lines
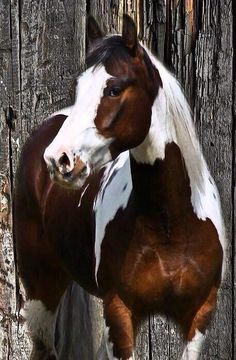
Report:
233,0,236,355
0,1,31,358
55,282,105,359
0,0,234,358
194,2,233,358
0,1,104,359
16,0,104,357
139,1,234,359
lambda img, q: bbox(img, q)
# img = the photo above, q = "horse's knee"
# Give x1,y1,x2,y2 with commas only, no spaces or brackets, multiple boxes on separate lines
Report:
189,285,219,339
105,326,135,359
181,285,219,360
103,293,135,359
23,300,58,359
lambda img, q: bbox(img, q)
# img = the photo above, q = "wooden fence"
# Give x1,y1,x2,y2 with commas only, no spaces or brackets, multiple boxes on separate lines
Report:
0,0,234,359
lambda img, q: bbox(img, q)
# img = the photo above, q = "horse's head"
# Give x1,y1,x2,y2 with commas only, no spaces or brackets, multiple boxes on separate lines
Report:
44,15,162,188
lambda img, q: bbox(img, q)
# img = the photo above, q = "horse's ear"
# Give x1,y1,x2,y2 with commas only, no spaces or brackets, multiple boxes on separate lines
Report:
122,14,137,52
87,16,104,45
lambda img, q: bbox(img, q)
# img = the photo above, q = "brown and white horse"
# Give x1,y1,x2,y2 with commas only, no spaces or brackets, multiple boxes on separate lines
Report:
14,15,225,360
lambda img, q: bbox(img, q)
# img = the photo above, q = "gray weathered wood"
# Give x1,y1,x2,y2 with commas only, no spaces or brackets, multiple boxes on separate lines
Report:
138,0,233,359
0,0,31,358
0,0,234,359
0,1,103,359
193,2,233,358
234,0,236,354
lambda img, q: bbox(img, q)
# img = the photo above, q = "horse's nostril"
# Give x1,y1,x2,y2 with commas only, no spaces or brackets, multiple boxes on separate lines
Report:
58,152,71,168
80,165,86,174
57,152,74,175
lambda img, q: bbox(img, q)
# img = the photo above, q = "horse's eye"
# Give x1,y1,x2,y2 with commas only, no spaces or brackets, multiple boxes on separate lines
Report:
108,87,122,97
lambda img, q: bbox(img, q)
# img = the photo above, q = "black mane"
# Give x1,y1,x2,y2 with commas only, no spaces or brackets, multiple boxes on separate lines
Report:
86,35,134,69
86,35,158,85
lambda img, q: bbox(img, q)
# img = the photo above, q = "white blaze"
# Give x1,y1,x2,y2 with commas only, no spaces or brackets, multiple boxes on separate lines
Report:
44,65,113,172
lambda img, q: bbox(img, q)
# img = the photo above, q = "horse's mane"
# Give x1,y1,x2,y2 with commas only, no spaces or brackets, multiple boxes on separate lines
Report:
137,47,226,272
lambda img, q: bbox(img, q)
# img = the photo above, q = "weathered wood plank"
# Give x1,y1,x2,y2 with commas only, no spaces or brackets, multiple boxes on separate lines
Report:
139,0,234,358
194,1,233,358
55,282,105,359
0,1,31,358
0,1,104,358
15,1,105,358
141,0,167,61
135,317,150,359
0,0,234,358
233,0,236,354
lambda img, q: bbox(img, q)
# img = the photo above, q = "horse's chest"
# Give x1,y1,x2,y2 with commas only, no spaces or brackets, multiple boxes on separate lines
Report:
107,217,222,310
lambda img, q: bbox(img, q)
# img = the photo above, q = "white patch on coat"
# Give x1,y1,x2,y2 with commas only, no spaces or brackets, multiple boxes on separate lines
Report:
78,183,90,208
131,47,226,276
181,330,205,360
44,66,113,178
104,327,135,360
23,300,58,356
104,327,116,360
94,151,132,284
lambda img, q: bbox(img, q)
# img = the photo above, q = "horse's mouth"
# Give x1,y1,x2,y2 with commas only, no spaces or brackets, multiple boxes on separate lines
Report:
48,166,89,190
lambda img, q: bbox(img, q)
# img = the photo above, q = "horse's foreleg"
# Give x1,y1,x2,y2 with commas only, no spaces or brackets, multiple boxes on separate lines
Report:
16,222,70,359
103,293,135,360
23,267,70,360
181,285,219,360
23,294,60,360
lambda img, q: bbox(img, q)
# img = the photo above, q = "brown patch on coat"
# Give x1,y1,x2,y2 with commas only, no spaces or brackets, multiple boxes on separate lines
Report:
98,143,223,337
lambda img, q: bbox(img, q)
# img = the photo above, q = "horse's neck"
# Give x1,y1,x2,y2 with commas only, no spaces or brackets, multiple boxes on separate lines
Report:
130,142,194,223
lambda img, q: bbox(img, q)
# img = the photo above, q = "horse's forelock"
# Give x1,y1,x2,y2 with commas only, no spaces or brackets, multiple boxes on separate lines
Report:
86,35,131,70
86,35,156,79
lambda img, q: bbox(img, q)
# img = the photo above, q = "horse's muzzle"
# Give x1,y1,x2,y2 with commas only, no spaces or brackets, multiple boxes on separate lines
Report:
44,148,89,189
